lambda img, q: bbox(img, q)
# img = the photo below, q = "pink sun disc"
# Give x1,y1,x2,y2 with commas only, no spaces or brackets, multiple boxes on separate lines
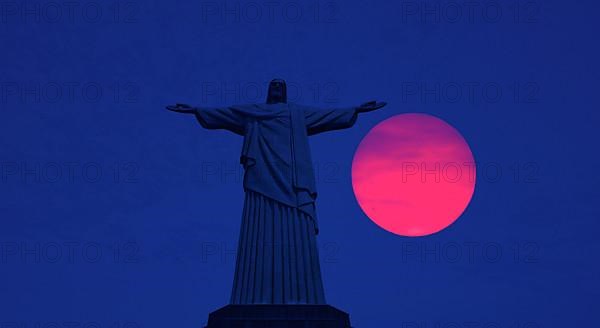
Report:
351,113,476,237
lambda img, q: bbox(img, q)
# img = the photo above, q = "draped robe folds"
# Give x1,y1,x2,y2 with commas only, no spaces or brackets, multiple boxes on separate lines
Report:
194,103,359,304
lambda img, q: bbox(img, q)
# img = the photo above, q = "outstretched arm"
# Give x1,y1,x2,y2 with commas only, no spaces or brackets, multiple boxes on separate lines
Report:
304,101,386,136
166,103,246,135
356,101,387,113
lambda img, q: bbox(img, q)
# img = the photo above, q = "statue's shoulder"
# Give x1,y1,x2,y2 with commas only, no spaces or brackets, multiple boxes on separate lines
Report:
236,103,286,109
230,104,289,120
227,103,265,113
230,103,258,109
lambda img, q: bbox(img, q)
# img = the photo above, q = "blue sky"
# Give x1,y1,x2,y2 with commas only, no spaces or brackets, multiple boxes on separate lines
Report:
1,0,599,327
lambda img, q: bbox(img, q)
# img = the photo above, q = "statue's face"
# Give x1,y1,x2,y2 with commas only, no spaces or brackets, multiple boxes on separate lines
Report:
266,79,287,104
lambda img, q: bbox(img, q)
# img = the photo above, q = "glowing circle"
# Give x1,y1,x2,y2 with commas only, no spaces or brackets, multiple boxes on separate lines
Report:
351,113,476,236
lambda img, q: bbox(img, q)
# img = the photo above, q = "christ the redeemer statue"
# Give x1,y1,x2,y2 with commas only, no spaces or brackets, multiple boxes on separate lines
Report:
166,79,385,308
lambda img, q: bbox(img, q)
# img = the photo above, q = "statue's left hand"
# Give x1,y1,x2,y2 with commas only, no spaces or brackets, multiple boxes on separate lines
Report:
357,101,387,113
166,103,195,114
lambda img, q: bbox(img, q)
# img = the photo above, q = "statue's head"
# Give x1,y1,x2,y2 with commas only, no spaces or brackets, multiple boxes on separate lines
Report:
266,79,287,104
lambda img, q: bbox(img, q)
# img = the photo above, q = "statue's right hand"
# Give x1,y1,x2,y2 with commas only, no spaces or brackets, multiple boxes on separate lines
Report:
357,101,387,113
166,103,195,114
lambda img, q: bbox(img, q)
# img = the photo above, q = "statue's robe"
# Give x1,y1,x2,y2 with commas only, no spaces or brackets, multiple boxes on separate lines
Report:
195,103,358,305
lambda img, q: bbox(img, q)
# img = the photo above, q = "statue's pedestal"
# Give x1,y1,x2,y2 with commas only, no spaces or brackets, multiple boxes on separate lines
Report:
205,304,352,328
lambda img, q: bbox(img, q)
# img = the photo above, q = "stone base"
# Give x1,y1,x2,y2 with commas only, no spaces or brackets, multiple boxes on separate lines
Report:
204,304,352,328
